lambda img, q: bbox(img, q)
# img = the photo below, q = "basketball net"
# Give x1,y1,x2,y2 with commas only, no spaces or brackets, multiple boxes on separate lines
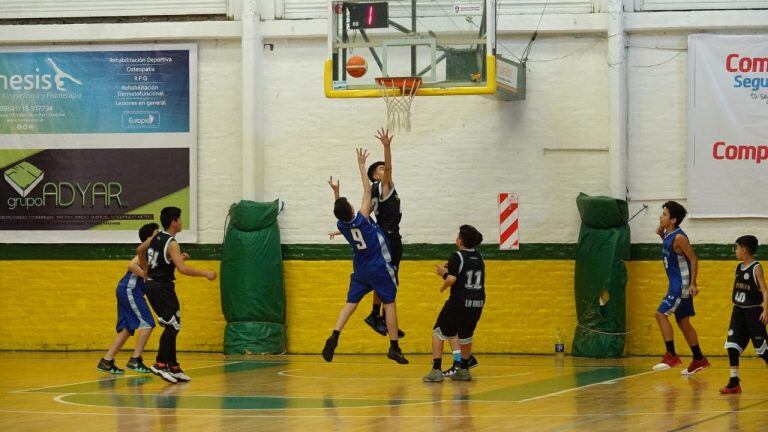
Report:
375,77,422,132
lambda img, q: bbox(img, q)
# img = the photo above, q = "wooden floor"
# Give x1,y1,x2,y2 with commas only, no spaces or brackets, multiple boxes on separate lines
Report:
1,352,767,431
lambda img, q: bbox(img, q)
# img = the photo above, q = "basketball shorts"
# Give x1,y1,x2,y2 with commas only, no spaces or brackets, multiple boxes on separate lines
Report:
657,290,695,321
432,299,484,344
115,279,155,334
346,266,398,304
145,281,181,331
725,306,768,355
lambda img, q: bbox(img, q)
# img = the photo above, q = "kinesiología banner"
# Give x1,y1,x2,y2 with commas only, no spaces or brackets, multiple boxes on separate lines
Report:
0,44,197,242
687,35,768,218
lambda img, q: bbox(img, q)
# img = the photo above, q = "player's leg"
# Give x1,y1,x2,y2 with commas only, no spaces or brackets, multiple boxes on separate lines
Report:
423,329,446,382
677,298,709,375
652,294,683,370
145,282,179,383
364,292,387,336
125,284,155,373
323,274,370,362
98,328,130,374
451,307,482,381
722,308,747,393
746,307,768,364
382,302,408,364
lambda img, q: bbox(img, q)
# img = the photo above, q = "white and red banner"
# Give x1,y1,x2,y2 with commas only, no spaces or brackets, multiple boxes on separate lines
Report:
498,193,519,250
687,34,768,217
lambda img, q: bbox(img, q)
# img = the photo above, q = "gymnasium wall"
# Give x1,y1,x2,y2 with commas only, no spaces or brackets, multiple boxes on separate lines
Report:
2,21,767,355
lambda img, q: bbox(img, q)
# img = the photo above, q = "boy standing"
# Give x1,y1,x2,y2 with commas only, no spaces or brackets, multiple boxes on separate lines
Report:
97,223,159,374
652,201,710,374
140,207,217,384
424,225,485,383
322,148,408,365
720,235,768,394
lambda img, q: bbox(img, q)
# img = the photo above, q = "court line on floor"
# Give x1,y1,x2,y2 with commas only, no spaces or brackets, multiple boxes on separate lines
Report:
11,361,242,393
668,398,768,431
276,369,535,380
5,408,768,419
516,369,657,403
52,394,442,411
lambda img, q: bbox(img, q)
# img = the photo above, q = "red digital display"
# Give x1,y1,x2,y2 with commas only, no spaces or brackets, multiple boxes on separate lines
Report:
347,2,389,29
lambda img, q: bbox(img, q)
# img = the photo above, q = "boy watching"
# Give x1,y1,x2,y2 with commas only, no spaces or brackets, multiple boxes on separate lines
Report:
424,225,485,383
652,201,710,374
720,235,768,394
139,206,217,384
97,222,159,374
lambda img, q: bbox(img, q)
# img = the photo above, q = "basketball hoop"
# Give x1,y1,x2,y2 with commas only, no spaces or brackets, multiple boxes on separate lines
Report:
375,77,422,132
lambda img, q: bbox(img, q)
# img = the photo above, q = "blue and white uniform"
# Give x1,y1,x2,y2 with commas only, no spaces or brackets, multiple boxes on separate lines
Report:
115,271,155,334
657,227,695,320
337,212,398,304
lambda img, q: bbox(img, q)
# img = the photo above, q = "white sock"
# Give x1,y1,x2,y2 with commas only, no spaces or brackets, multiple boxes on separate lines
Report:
730,368,739,379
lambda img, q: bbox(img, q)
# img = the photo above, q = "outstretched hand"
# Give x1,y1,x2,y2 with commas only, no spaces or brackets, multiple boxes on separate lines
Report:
327,176,339,193
375,128,393,147
356,148,369,167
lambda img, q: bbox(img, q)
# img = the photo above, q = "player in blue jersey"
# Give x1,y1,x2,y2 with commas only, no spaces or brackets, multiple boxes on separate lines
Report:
322,148,408,365
97,223,159,375
652,201,710,374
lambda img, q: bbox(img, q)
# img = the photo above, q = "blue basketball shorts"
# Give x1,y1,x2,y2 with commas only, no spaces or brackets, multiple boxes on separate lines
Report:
657,289,695,321
116,280,155,334
346,266,398,304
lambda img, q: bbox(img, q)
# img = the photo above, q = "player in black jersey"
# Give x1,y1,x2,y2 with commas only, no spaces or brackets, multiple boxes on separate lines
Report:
423,225,485,383
720,235,768,394
137,207,217,384
363,128,405,338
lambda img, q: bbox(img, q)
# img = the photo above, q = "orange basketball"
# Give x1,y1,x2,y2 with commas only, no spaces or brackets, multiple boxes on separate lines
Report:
346,56,368,78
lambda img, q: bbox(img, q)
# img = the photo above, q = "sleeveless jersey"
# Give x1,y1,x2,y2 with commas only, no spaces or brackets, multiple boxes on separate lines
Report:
732,261,764,308
370,181,401,238
147,231,177,282
662,227,691,296
447,249,486,304
337,212,394,272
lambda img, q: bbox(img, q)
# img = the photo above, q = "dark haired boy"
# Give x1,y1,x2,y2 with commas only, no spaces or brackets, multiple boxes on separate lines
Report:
139,206,217,383
364,129,405,339
424,225,485,382
652,201,710,374
97,223,160,374
720,235,768,394
322,148,408,365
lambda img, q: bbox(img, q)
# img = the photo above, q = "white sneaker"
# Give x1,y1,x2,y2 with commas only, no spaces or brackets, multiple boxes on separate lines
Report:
169,366,191,382
150,364,178,384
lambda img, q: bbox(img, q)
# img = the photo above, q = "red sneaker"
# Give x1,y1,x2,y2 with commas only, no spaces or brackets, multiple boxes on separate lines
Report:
720,378,741,394
652,352,682,371
681,357,711,375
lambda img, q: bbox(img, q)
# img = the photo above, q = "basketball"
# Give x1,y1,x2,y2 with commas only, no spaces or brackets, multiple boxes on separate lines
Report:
346,56,367,78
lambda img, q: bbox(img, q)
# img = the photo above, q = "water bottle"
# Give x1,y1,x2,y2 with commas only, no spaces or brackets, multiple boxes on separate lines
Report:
555,327,565,358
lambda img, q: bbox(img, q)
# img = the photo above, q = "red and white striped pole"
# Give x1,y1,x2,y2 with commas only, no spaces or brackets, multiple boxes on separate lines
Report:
499,193,519,250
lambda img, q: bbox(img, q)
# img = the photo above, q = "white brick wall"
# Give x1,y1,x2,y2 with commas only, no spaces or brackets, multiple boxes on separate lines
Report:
99,30,767,245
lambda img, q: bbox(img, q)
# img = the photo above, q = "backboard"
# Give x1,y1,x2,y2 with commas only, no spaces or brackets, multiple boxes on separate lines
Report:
325,0,497,97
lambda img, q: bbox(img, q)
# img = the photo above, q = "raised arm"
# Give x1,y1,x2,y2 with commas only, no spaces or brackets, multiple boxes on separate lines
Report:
357,148,372,218
327,176,340,201
376,128,394,197
675,234,699,296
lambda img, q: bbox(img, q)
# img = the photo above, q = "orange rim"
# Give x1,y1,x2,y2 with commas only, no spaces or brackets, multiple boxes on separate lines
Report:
375,76,422,93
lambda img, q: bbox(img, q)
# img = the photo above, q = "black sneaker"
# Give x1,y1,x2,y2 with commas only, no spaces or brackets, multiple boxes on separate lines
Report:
322,337,338,362
442,361,461,377
375,315,406,338
126,357,152,374
387,346,409,364
364,314,388,336
467,355,479,369
97,358,125,375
